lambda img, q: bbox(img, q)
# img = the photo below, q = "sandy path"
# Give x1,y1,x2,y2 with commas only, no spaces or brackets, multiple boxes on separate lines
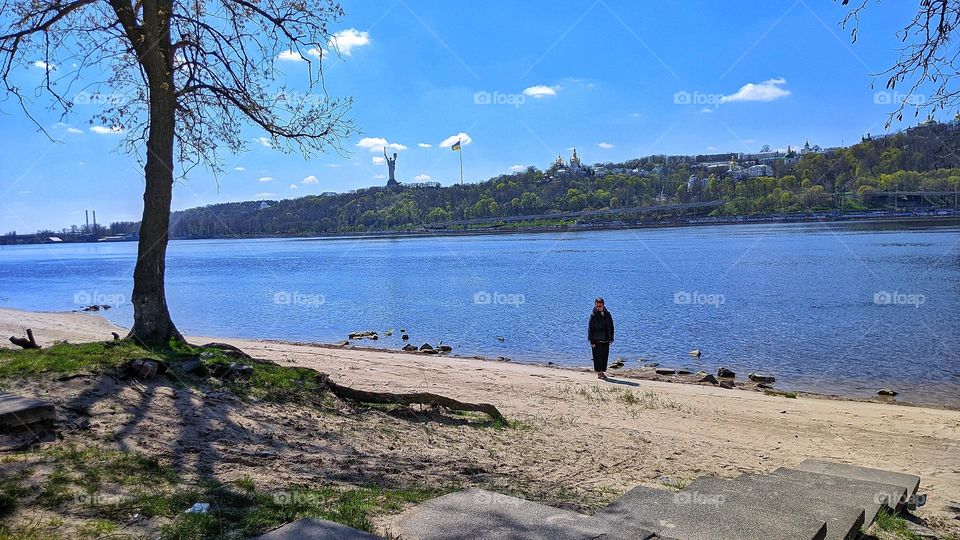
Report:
3,308,959,533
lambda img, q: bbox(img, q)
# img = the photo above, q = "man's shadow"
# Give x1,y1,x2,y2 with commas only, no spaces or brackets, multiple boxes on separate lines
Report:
601,377,639,387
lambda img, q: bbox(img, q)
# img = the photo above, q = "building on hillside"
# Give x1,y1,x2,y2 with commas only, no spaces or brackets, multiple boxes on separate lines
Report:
407,181,441,188
259,201,271,210
549,148,591,177
746,164,773,177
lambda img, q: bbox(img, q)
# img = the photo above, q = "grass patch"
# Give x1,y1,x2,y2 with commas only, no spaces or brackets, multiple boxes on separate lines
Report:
872,508,922,540
0,341,146,380
764,390,798,399
5,445,441,539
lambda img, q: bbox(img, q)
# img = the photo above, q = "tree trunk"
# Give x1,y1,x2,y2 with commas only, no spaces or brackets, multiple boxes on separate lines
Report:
127,0,183,346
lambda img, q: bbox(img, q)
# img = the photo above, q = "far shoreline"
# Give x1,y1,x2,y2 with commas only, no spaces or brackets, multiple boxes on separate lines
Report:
4,209,959,246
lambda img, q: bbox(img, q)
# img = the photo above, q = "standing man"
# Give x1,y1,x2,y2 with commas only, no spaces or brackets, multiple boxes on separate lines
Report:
588,297,614,379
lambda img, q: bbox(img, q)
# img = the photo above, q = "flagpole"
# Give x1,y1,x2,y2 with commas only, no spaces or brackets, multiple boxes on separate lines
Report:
458,139,464,185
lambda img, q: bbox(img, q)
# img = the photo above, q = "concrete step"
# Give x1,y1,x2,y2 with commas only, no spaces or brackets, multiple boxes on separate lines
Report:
596,483,827,540
253,517,381,539
398,488,655,539
770,467,906,524
685,476,864,540
0,393,55,429
792,459,921,507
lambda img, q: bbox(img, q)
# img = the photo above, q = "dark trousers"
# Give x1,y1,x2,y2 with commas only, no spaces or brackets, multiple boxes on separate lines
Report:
592,342,610,372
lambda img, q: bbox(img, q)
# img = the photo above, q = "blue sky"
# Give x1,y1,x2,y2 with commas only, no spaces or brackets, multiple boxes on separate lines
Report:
0,0,942,232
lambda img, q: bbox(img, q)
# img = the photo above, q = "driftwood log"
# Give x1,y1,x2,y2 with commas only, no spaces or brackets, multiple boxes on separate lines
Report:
317,373,506,423
9,329,40,350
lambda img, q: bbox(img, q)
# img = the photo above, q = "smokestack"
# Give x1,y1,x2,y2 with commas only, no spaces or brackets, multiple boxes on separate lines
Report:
85,210,89,230
92,210,97,232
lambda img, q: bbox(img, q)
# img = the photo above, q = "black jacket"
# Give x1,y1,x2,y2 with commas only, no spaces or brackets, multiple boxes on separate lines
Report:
588,308,614,343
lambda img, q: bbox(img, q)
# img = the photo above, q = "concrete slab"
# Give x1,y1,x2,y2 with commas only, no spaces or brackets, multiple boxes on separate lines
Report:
685,476,864,540
597,483,827,540
771,467,906,522
253,518,381,539
793,459,920,501
398,488,655,540
0,393,55,428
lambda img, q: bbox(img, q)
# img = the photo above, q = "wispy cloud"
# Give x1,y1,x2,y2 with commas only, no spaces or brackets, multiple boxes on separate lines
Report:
509,165,527,172
301,175,319,184
417,143,432,148
89,125,122,135
523,85,559,98
357,137,406,152
277,50,304,62
234,166,246,171
288,184,298,190
721,77,790,103
596,142,614,149
415,174,431,181
258,176,274,183
328,28,370,56
439,132,472,148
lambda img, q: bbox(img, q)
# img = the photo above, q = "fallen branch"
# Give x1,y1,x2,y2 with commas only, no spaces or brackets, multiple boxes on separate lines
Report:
316,373,506,423
9,329,40,349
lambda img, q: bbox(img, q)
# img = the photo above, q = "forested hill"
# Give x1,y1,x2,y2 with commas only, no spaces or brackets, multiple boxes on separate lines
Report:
169,121,960,238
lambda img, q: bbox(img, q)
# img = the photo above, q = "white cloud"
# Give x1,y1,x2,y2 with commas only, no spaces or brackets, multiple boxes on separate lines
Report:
255,192,277,198
33,60,55,71
326,163,341,168
700,107,714,113
373,174,385,179
596,142,614,149
277,50,304,62
234,166,246,171
509,165,527,172
254,137,272,148
89,125,123,135
372,156,386,165
301,175,319,184
289,184,298,190
258,176,274,183
522,85,559,98
67,127,83,134
414,174,431,181
356,136,406,152
439,132,472,148
417,143,432,148
707,146,718,151
721,77,791,103
307,48,325,59
328,29,370,56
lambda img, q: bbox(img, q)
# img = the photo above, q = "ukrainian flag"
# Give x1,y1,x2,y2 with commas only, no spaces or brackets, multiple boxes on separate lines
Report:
451,140,461,151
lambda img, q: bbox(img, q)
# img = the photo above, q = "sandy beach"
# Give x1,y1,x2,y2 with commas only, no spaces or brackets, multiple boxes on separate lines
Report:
2,307,959,537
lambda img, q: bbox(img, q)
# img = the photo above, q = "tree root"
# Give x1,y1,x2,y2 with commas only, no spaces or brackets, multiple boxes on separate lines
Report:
315,373,506,423
9,329,40,349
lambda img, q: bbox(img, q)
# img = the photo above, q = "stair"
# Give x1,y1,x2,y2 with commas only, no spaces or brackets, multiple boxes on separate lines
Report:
791,458,921,508
397,487,655,539
770,467,906,525
596,484,828,540
683,475,864,540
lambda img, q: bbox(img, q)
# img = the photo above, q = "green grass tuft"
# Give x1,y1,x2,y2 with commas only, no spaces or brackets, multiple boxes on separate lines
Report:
872,508,922,540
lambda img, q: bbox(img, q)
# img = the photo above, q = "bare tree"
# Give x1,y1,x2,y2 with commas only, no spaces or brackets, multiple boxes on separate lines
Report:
841,0,960,125
1,0,354,345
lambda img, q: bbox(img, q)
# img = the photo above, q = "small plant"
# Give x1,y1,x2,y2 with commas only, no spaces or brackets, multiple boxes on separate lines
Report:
872,508,922,540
